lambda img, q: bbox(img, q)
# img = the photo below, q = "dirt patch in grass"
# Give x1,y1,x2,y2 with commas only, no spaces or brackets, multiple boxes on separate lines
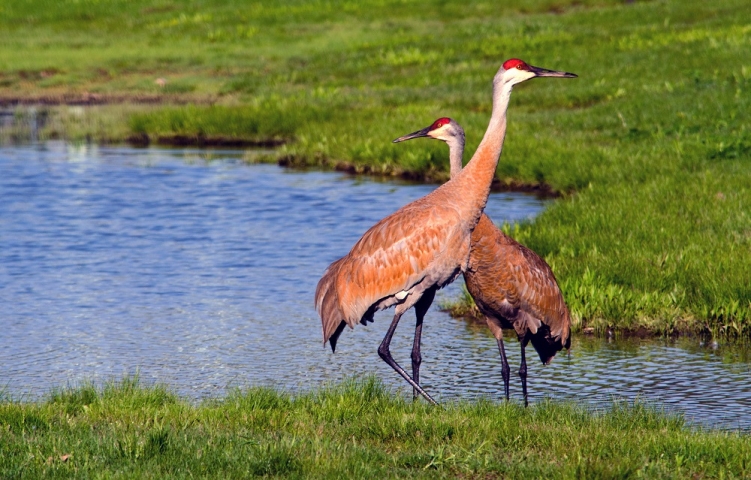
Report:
0,93,212,107
127,133,287,148
444,304,692,340
277,155,561,197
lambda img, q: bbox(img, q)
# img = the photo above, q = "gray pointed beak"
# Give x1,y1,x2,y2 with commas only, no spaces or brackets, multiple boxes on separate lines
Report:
393,125,432,143
528,65,577,78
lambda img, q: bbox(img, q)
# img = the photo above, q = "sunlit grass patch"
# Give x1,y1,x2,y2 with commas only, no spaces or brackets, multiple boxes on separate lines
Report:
128,101,326,145
1,377,749,478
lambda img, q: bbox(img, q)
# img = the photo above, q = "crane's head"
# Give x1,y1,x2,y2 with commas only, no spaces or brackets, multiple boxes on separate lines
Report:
496,58,577,87
392,117,465,145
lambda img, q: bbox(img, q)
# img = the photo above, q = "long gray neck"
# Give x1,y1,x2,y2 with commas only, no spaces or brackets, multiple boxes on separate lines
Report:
449,73,513,221
447,130,465,179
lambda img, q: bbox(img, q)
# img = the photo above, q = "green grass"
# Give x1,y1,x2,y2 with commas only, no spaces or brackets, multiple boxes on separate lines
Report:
0,0,750,336
2,377,750,478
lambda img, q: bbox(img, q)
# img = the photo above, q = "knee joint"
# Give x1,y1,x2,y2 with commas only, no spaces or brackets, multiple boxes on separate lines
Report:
377,345,389,360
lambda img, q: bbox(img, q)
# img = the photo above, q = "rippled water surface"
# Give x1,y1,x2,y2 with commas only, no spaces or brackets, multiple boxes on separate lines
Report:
1,144,750,430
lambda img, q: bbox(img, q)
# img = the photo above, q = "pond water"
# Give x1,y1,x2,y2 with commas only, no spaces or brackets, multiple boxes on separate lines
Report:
1,143,749,430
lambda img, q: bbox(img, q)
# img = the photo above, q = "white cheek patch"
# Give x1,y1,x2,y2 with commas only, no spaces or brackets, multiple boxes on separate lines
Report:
431,125,451,140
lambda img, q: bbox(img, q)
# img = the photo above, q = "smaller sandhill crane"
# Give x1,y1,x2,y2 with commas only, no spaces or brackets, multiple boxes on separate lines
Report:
316,59,576,405
393,117,571,406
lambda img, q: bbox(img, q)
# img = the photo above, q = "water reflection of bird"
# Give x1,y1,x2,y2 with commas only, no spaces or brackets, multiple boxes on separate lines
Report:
393,116,572,406
315,59,576,405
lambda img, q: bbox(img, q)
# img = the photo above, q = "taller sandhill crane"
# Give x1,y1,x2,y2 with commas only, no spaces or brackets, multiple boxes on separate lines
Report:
393,117,572,406
315,59,576,405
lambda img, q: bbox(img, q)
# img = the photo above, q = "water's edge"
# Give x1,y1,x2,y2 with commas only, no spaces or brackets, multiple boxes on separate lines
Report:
1,143,749,430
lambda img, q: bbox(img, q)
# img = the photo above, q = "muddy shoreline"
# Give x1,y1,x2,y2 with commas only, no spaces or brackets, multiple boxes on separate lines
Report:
0,93,210,107
442,304,716,341
1,99,562,197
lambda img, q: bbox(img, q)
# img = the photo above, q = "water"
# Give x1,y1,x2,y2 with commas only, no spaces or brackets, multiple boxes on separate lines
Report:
1,143,749,430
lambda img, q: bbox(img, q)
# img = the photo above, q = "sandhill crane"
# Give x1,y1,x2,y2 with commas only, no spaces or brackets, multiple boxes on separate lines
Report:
393,117,572,406
315,59,576,405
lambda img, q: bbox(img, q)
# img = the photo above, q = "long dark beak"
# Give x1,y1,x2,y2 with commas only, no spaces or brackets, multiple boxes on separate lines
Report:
528,65,577,78
393,125,432,143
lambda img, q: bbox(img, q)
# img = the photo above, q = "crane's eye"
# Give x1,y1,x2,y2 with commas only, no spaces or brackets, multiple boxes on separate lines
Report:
431,117,450,130
516,64,524,70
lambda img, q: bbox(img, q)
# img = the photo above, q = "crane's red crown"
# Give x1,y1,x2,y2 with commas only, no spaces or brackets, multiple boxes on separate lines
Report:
502,58,527,70
430,117,451,130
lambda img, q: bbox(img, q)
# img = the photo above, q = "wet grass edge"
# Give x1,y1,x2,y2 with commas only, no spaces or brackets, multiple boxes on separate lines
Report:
1,376,749,478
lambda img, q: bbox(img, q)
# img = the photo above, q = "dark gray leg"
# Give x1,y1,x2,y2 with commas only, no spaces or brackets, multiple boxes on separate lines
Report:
496,338,510,401
519,337,530,407
378,310,438,406
411,318,423,400
411,288,436,400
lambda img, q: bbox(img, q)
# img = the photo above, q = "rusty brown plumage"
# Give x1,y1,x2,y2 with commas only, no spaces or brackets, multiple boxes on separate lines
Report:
467,214,571,360
395,116,572,406
316,59,576,405
317,200,469,350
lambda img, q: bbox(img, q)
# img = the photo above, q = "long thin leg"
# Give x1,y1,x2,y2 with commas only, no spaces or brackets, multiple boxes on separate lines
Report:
411,288,436,400
519,337,530,407
411,318,423,400
484,316,510,402
378,310,438,406
496,338,510,401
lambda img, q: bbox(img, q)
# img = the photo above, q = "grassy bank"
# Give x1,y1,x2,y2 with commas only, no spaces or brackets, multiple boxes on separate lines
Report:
0,0,749,336
1,378,749,478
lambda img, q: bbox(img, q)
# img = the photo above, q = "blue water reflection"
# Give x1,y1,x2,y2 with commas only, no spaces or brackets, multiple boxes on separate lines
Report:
0,143,749,430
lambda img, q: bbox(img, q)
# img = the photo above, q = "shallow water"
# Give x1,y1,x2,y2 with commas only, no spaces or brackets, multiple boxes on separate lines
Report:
1,143,749,430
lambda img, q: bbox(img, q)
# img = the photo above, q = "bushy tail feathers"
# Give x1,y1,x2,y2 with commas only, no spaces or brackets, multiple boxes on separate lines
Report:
531,310,571,365
315,258,348,352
